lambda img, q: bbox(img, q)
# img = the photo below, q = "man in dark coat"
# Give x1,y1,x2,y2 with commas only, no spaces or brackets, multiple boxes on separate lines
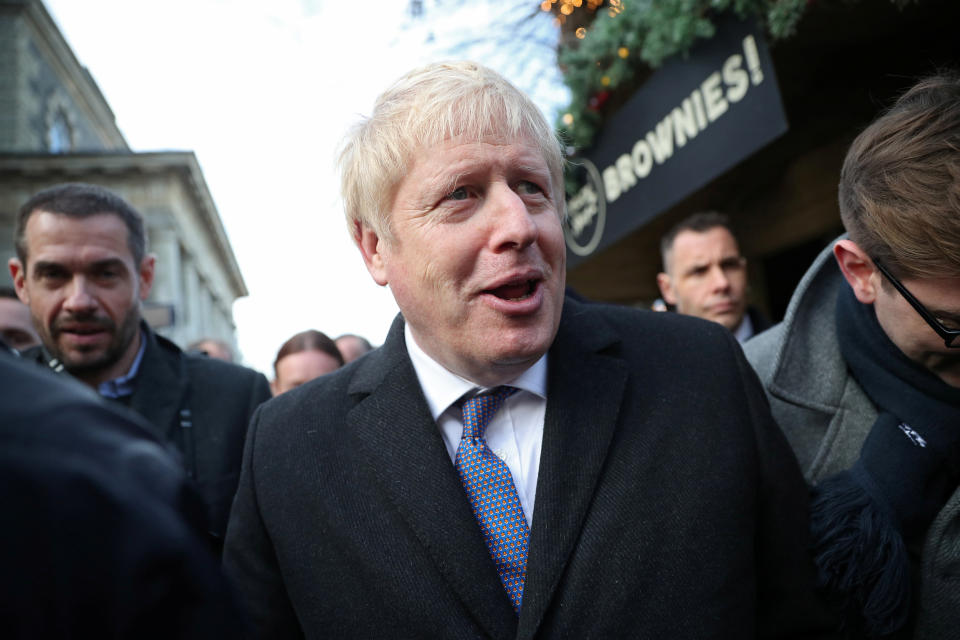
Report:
0,350,243,638
223,61,836,639
8,182,271,547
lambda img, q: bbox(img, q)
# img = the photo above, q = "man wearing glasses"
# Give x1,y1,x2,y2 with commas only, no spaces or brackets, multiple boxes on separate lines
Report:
745,73,960,639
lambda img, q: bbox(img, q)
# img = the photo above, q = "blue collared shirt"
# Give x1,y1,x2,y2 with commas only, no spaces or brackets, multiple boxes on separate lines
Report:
98,331,147,399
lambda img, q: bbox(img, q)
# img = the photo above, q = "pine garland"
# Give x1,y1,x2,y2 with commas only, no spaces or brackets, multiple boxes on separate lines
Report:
555,0,911,150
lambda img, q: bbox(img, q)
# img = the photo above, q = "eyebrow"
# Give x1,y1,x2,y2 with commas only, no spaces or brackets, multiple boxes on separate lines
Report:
517,163,549,174
440,172,466,195
682,262,710,275
31,258,128,273
30,260,66,274
88,258,128,270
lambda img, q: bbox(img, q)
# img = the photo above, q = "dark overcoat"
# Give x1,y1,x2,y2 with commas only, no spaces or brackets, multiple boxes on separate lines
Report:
223,298,836,639
0,352,242,638
23,324,271,543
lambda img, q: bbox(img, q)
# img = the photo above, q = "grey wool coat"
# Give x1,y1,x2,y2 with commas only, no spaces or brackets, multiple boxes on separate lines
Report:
744,238,960,639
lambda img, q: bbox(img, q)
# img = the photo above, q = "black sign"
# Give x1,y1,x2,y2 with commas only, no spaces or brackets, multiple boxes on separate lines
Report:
564,14,787,266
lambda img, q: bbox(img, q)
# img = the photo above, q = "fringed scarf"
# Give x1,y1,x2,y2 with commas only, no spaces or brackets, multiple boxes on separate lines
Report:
810,285,960,636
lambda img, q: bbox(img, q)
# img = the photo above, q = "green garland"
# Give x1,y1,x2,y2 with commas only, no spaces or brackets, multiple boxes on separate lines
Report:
555,0,909,149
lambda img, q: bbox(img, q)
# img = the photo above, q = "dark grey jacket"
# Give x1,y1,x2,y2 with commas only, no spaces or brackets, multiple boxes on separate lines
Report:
744,239,960,639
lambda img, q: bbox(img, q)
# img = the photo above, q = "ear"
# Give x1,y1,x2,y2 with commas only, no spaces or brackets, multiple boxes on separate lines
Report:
8,258,28,304
833,239,879,304
656,272,677,306
138,254,156,301
354,220,389,287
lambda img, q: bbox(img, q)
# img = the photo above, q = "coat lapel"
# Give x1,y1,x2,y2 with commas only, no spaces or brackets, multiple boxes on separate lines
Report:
348,316,518,640
517,301,628,639
129,326,186,442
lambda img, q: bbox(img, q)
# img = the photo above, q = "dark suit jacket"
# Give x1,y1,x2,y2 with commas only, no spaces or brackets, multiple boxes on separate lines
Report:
223,298,836,639
23,324,272,544
130,326,271,542
0,352,242,638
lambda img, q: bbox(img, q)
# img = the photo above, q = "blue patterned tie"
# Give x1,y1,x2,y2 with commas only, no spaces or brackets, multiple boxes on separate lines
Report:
455,386,529,613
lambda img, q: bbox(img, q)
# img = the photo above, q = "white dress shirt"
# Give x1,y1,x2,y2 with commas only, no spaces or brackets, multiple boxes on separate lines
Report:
405,324,546,527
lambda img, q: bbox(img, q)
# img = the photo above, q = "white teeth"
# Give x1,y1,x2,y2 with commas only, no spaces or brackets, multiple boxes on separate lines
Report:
505,290,534,302
490,279,536,301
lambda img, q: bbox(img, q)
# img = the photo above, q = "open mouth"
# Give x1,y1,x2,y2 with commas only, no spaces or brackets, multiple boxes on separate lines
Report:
487,279,537,302
57,323,111,341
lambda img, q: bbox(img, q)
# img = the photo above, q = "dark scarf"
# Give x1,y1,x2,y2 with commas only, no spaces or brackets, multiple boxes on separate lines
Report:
810,285,960,636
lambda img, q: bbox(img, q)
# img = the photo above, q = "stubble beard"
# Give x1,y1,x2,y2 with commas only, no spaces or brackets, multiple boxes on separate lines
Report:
49,308,142,382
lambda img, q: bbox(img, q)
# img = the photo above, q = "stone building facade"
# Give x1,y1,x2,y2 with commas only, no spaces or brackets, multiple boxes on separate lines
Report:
0,0,247,356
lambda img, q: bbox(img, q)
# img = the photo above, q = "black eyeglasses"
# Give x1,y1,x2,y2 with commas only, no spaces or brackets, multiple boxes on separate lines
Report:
873,259,960,348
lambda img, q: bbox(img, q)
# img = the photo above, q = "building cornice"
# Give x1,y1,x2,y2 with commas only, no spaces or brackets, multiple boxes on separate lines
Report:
0,151,248,298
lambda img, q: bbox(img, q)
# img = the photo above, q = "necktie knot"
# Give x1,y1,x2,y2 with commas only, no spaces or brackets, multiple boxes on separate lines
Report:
460,386,517,441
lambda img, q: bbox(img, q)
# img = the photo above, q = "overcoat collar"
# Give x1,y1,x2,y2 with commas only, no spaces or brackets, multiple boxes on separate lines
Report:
517,298,627,639
129,323,188,442
765,240,850,414
347,298,627,639
762,237,875,480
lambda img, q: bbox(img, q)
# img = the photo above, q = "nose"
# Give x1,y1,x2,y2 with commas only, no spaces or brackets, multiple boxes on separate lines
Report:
708,265,732,292
62,276,97,313
489,184,538,252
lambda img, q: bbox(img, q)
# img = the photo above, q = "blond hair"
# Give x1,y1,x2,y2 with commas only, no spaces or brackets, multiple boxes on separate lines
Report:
338,61,565,242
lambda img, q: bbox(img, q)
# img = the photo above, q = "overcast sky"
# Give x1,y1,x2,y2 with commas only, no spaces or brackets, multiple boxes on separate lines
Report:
42,0,568,376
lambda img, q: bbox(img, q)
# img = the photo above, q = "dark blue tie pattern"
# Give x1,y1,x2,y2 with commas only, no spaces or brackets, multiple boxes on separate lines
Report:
455,386,530,613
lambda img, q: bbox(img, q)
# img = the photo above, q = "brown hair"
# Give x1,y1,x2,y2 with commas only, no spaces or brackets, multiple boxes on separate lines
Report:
273,330,344,375
16,183,147,265
839,72,960,279
659,211,736,272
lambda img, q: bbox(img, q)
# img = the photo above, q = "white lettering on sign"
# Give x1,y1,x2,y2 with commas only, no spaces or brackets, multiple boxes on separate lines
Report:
567,183,599,236
602,165,621,201
671,99,698,148
601,35,764,204
631,138,653,178
701,71,727,122
723,54,749,103
565,157,608,256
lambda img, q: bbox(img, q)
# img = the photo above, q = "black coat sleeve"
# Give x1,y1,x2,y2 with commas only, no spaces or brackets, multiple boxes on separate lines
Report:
728,334,841,639
222,403,305,639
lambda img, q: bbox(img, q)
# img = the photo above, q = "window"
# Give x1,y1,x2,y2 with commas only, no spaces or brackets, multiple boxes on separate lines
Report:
48,110,72,153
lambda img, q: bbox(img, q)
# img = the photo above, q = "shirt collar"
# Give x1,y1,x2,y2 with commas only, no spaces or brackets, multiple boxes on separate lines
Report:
404,322,547,422
98,329,147,399
733,311,754,343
